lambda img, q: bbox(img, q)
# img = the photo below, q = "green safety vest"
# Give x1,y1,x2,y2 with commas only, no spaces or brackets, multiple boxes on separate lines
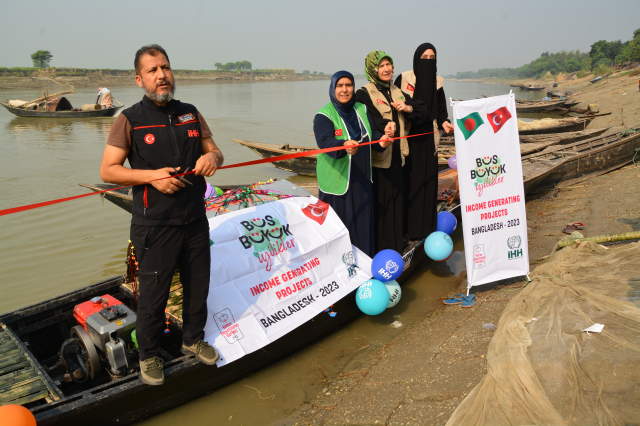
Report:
314,102,373,195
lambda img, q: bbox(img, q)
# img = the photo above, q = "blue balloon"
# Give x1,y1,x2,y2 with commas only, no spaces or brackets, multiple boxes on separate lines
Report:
385,280,402,308
371,249,404,282
356,279,389,315
436,211,457,235
424,231,454,261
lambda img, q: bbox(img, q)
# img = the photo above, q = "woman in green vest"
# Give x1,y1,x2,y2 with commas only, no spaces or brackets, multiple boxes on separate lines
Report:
355,50,427,253
314,71,390,257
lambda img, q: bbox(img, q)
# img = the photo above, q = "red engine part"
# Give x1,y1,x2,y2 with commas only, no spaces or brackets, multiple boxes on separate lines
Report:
73,294,123,331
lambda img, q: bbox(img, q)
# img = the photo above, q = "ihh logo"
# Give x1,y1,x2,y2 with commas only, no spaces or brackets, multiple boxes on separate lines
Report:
507,236,523,260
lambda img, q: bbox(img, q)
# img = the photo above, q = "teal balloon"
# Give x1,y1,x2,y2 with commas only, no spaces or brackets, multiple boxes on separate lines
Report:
356,279,389,315
385,280,402,308
424,231,454,261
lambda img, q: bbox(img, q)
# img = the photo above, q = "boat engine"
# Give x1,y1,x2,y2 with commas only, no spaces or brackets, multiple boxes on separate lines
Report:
60,295,137,382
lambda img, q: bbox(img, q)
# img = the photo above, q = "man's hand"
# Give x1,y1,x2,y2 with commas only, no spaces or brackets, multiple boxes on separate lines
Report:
149,167,185,194
442,121,454,134
384,121,396,138
344,140,359,155
379,135,393,149
390,101,412,114
194,152,218,176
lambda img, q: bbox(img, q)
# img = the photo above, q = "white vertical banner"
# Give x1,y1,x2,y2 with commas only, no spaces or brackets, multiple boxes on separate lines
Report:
452,93,529,288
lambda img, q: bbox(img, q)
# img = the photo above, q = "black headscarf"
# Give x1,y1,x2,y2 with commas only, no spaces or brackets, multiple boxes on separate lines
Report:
413,43,438,121
329,71,361,140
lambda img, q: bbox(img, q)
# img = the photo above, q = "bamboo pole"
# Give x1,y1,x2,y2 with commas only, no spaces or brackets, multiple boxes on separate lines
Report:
557,231,640,248
19,89,75,109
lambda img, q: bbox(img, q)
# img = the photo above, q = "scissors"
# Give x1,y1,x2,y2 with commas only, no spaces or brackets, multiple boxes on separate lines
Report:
171,167,193,186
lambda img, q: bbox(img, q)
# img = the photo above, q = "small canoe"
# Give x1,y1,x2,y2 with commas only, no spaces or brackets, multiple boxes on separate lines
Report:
1,102,124,118
515,99,567,113
437,127,609,147
232,139,452,177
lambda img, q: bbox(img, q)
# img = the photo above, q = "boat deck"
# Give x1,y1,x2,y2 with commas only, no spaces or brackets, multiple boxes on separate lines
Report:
0,324,61,407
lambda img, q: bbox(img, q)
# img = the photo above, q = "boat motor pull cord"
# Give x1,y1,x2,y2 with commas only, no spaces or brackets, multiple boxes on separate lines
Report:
0,131,436,217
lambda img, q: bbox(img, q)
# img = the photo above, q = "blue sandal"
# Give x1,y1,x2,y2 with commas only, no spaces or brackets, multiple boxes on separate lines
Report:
443,294,465,305
461,294,476,308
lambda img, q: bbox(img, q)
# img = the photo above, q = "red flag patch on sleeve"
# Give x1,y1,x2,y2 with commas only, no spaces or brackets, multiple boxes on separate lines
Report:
406,84,414,92
376,99,386,104
334,129,343,137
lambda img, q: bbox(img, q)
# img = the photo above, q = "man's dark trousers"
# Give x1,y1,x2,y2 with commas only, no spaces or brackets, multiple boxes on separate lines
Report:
131,216,210,361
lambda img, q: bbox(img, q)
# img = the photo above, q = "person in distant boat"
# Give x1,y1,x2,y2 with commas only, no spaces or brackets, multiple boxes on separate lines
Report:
314,71,391,257
395,43,453,240
100,44,224,386
356,50,426,253
96,87,113,108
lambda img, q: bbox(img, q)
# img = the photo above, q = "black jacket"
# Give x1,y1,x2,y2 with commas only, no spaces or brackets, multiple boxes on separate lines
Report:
124,96,206,226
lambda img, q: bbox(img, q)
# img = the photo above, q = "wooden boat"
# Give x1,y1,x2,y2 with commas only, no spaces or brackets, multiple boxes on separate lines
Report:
1,102,124,118
438,127,609,147
521,86,545,91
521,129,640,193
232,139,452,177
1,178,459,425
515,99,566,113
518,117,593,136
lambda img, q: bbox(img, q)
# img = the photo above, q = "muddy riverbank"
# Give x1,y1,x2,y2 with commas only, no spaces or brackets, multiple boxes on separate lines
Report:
283,163,640,426
0,68,329,90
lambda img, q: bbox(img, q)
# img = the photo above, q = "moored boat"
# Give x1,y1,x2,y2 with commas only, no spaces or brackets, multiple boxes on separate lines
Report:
518,117,593,136
1,102,124,118
2,178,462,425
232,139,452,177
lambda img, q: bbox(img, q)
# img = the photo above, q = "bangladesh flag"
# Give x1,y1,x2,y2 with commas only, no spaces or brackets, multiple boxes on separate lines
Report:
456,112,484,140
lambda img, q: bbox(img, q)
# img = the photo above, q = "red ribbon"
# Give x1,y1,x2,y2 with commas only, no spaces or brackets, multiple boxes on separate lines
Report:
0,131,435,217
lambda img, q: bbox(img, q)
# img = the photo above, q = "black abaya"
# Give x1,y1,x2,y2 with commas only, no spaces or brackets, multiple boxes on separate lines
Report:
313,113,384,258
394,74,451,239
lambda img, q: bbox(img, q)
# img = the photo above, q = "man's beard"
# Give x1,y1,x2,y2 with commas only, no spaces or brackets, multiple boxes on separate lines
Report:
143,79,176,103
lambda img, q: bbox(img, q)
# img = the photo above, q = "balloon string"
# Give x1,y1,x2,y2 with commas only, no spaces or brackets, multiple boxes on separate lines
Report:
0,131,436,217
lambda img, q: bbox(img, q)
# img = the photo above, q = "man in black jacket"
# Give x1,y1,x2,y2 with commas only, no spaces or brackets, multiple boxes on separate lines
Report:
100,44,224,385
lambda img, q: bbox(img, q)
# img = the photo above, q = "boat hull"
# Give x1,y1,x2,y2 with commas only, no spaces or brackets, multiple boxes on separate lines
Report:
518,118,592,136
1,102,124,118
3,245,429,425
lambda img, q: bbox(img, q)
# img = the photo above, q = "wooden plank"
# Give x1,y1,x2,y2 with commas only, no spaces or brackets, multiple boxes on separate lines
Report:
0,369,37,387
0,349,22,362
1,389,48,406
0,361,30,375
0,375,41,393
0,381,46,403
14,310,74,338
0,323,61,401
0,355,27,370
0,342,18,354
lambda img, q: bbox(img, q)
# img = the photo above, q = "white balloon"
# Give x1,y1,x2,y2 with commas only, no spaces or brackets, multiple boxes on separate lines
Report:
385,280,402,308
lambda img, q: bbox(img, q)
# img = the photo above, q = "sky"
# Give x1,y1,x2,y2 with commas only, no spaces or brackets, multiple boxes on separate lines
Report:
1,0,639,76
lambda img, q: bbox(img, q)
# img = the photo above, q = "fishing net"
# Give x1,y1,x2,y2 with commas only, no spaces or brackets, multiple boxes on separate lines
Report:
517,117,580,130
446,241,640,426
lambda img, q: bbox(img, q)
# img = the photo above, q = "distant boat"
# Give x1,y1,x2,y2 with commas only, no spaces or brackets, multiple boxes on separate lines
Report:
1,100,123,118
515,99,566,113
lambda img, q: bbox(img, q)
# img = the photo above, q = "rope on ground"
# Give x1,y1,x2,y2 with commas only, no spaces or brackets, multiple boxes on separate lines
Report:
633,147,639,166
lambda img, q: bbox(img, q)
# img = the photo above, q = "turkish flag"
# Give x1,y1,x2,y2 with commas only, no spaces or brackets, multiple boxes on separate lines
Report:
334,129,343,137
376,99,386,105
301,200,330,225
406,84,414,92
486,107,512,133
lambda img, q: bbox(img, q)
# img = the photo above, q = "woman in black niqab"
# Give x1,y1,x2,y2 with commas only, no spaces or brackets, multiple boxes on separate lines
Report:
394,43,453,240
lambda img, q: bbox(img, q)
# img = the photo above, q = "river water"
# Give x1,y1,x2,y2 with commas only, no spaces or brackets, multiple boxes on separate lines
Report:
0,80,541,424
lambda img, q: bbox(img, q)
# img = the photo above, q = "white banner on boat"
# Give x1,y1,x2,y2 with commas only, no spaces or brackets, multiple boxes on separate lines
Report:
203,197,373,366
452,93,529,289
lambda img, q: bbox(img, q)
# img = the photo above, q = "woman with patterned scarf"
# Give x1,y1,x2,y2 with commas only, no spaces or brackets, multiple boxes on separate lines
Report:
355,50,427,253
395,43,453,240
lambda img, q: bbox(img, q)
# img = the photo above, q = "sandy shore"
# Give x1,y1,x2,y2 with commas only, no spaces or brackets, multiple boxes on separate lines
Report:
281,163,639,425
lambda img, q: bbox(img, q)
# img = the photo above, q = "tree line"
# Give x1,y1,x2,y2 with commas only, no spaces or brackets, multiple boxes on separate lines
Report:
214,61,252,71
446,28,640,80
